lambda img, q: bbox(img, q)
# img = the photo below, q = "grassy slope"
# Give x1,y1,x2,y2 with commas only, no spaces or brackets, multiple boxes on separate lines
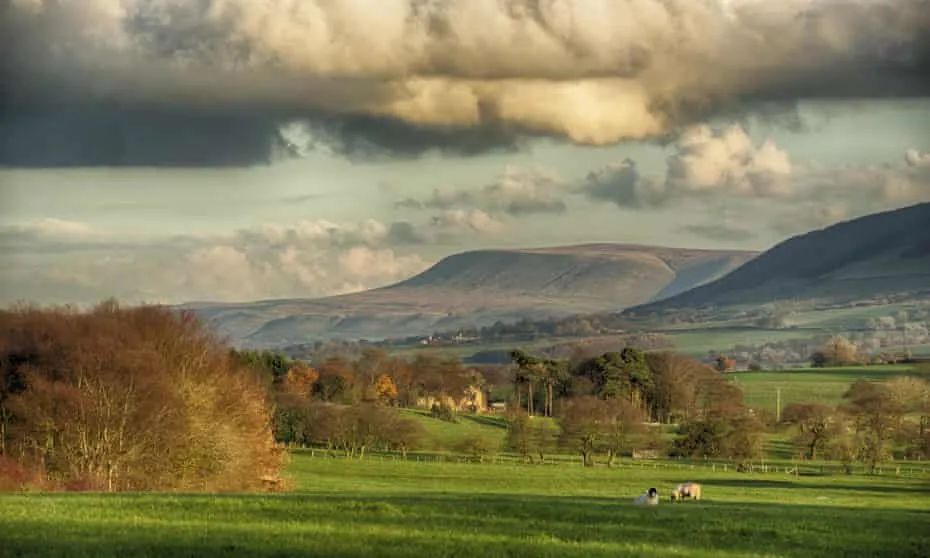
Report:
400,409,508,451
1,455,928,557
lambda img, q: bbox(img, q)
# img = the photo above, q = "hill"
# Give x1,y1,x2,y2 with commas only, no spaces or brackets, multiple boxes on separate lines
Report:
182,244,755,347
631,203,930,315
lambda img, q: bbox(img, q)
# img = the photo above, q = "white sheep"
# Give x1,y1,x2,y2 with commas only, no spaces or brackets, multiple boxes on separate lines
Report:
634,487,659,505
670,482,702,502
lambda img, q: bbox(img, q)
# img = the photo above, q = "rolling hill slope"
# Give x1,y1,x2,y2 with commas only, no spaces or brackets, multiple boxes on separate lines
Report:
181,244,755,347
630,203,930,314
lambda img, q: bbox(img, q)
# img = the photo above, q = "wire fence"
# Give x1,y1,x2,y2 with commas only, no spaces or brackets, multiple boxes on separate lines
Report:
294,448,930,478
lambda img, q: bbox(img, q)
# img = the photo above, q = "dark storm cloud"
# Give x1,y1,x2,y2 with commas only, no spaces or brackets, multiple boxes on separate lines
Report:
1,0,928,167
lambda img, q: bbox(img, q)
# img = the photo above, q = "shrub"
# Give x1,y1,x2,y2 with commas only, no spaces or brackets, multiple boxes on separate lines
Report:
430,402,457,422
456,435,498,462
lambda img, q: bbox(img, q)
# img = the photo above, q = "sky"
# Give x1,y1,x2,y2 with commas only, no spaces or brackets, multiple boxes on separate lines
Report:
1,0,929,305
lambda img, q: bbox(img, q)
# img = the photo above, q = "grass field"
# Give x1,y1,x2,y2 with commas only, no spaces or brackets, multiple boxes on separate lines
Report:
1,453,928,557
401,409,507,451
730,364,925,412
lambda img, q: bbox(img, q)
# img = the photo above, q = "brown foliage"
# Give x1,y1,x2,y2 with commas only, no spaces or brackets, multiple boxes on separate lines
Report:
0,302,282,492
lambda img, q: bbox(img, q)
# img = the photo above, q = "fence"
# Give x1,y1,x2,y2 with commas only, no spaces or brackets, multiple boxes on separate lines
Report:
295,448,930,478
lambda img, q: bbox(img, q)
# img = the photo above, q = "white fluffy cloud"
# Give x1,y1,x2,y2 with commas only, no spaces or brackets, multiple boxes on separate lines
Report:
0,218,431,304
3,0,928,164
666,125,792,197
582,124,791,207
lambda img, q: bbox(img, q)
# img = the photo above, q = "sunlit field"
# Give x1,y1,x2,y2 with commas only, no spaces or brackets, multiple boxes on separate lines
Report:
1,453,928,557
731,364,924,411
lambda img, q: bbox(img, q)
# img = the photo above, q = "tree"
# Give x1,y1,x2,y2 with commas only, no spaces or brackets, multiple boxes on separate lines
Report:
601,398,645,467
510,350,545,416
0,303,281,491
506,409,534,462
820,336,860,366
574,349,654,409
314,357,357,403
671,413,761,463
841,380,903,473
558,396,606,466
457,435,498,463
379,412,425,458
810,351,828,368
781,403,837,460
885,376,930,413
530,419,559,463
646,352,714,423
373,374,399,404
281,361,319,399
714,354,736,372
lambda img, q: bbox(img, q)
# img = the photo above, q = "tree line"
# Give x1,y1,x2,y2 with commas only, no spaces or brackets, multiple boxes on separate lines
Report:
782,376,930,472
506,349,765,466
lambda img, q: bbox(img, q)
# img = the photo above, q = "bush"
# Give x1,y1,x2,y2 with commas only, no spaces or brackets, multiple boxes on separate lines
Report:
0,302,282,492
430,402,457,422
456,435,498,462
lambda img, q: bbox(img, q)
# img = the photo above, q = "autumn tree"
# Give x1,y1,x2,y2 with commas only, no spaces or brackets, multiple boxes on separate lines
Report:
378,412,425,457
819,336,860,366
646,352,716,423
841,380,903,473
373,374,399,404
0,302,281,491
281,361,319,400
314,357,357,403
714,354,736,373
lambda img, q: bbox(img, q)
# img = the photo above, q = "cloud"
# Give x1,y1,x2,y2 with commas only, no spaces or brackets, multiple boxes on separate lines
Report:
581,158,666,208
402,166,567,216
579,125,929,236
385,221,426,245
582,124,791,207
906,148,930,167
2,0,928,166
479,167,567,215
680,223,755,242
431,209,504,234
666,125,792,197
0,216,432,304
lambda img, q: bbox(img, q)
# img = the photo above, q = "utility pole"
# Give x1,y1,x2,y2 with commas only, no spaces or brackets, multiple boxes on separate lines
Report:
776,387,782,422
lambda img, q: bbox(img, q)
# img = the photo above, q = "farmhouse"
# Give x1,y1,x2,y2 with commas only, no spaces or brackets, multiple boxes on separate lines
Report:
416,385,488,413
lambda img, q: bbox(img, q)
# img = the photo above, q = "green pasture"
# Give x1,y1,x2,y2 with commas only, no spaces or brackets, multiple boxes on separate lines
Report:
1,453,928,557
731,364,924,412
400,409,507,451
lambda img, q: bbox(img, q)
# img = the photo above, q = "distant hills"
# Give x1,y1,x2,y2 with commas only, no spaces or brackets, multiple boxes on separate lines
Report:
182,244,755,347
630,203,930,314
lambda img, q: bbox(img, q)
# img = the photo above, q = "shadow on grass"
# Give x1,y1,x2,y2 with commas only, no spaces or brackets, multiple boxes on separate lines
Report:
458,414,508,430
699,478,930,495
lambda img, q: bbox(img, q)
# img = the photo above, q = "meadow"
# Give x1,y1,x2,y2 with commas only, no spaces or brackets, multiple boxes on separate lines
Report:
3,364,930,557
730,364,924,411
1,452,928,558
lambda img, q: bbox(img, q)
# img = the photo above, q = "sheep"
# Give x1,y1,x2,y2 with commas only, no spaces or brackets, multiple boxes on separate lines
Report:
634,487,659,505
670,482,702,502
